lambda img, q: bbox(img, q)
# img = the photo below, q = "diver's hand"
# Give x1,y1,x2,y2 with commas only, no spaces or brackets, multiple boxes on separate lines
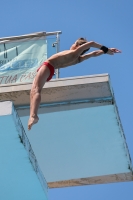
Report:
107,48,122,55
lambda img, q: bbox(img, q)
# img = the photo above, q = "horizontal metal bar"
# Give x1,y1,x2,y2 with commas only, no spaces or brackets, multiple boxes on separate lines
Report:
0,40,10,44
0,32,46,41
45,31,62,36
0,31,62,42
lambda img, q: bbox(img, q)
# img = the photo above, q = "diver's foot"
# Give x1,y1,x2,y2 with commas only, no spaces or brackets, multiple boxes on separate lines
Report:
28,115,39,130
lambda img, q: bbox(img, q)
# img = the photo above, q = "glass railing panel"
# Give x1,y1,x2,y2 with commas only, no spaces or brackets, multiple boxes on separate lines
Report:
0,36,57,85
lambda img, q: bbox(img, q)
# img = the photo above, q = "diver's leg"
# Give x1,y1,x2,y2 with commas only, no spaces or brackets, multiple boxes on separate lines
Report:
28,65,50,130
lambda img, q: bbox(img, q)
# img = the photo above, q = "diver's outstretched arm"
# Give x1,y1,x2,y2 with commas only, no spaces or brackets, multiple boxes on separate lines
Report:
79,48,121,62
75,41,121,56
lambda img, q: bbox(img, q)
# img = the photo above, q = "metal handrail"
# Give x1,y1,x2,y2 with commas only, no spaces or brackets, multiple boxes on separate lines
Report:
0,31,62,42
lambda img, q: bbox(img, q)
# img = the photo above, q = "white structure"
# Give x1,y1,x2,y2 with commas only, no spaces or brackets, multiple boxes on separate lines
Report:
0,31,132,199
0,101,48,200
0,74,133,191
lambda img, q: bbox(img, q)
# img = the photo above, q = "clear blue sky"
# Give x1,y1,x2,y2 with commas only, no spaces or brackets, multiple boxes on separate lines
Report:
1,0,133,199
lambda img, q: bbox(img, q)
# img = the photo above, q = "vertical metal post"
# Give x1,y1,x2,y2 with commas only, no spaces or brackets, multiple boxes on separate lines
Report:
55,33,60,79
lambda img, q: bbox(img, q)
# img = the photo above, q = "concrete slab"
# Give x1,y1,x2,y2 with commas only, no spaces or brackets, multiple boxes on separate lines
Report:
0,74,111,108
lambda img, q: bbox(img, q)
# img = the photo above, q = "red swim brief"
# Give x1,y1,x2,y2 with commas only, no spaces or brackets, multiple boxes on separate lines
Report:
37,62,55,82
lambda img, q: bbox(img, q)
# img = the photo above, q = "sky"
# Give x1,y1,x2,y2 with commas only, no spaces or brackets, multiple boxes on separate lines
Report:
0,0,133,199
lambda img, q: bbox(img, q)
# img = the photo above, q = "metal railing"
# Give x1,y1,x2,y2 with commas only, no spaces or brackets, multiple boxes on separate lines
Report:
0,31,62,80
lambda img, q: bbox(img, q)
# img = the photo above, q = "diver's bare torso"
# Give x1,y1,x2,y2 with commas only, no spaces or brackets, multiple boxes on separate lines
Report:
47,49,80,69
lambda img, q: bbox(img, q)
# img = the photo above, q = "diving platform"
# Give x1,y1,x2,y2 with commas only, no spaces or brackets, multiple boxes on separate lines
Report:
0,74,132,191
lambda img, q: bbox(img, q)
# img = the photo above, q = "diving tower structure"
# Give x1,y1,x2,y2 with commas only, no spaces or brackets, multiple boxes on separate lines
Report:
0,31,133,199
0,74,133,190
